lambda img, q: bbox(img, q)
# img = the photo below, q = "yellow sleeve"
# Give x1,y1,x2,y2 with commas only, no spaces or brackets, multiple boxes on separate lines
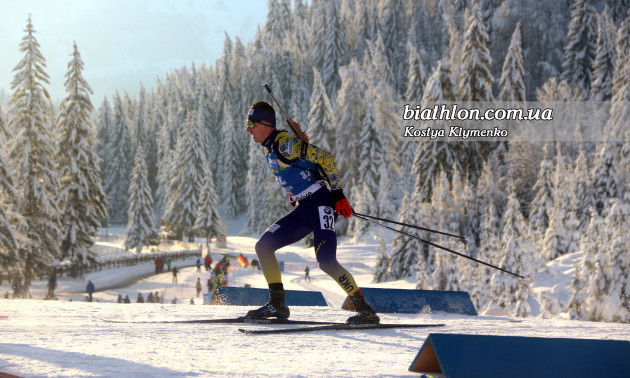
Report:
276,133,343,190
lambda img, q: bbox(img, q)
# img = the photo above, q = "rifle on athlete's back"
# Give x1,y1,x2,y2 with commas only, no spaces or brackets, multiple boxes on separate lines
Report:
263,83,310,143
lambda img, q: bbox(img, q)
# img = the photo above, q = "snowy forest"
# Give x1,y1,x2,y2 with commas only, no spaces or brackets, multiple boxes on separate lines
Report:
1,0,630,323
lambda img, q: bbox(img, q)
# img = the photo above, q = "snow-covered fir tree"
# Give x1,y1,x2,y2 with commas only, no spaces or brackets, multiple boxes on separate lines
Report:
335,58,365,188
404,38,427,102
219,105,244,219
373,230,390,282
103,92,132,224
491,191,536,312
56,42,108,267
6,16,61,281
606,197,630,322
590,8,616,101
498,22,526,102
591,142,619,216
163,110,208,240
612,9,630,101
387,192,418,280
561,0,597,99
307,68,335,152
124,146,155,253
529,144,555,238
0,151,18,270
193,175,223,247
459,4,494,101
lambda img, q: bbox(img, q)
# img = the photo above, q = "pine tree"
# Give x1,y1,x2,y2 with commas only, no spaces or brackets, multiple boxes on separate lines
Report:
459,4,494,101
95,98,112,183
387,193,418,279
590,8,616,101
321,0,346,97
498,22,526,102
377,0,408,94
194,175,223,246
335,58,365,186
56,42,108,267
124,146,154,253
307,68,335,152
607,196,630,322
612,9,630,100
404,39,427,102
104,93,132,224
529,144,555,237
6,16,61,281
373,231,390,282
591,142,619,216
491,191,536,311
220,105,243,219
0,152,18,270
163,110,208,240
561,0,597,98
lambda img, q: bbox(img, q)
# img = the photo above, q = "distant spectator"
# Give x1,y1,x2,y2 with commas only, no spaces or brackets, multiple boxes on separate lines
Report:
86,281,95,301
47,273,57,298
167,258,172,272
124,295,131,303
154,257,162,274
196,258,202,273
204,255,212,271
137,293,145,303
155,291,162,304
172,267,178,283
304,266,310,282
196,277,202,298
171,298,177,304
117,294,123,303
146,292,154,303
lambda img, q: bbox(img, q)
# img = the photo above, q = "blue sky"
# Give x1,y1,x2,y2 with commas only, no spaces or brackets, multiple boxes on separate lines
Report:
0,0,268,106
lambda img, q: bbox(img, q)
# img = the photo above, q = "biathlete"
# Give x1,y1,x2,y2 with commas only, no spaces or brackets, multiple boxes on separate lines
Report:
244,100,379,324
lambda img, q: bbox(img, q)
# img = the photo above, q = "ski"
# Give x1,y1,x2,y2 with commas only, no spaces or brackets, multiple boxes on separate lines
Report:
239,323,446,335
102,316,342,325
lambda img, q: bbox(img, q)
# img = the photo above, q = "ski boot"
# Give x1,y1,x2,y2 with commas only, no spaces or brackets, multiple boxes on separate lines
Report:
346,290,380,324
246,288,290,319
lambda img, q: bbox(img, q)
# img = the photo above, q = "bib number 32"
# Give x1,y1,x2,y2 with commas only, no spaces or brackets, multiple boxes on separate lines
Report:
318,206,335,231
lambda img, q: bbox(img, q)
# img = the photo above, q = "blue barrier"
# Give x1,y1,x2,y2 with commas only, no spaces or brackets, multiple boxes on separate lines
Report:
211,286,327,306
409,333,630,377
341,288,477,315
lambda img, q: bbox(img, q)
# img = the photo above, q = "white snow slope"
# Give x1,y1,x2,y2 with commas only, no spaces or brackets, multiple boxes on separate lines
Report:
1,224,629,377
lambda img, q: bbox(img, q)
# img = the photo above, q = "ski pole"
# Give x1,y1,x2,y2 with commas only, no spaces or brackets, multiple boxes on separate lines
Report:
353,214,524,279
353,212,468,244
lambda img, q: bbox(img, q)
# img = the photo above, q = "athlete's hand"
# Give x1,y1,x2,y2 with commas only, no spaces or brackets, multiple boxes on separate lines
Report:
332,189,353,219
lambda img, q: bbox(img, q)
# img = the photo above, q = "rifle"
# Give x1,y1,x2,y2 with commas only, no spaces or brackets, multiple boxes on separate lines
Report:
263,83,310,143
263,82,330,183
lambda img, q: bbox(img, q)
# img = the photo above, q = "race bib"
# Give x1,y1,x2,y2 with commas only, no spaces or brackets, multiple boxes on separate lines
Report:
318,206,335,231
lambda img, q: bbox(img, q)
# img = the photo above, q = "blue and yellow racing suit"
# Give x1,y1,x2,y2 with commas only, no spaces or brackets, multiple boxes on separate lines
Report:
255,129,360,297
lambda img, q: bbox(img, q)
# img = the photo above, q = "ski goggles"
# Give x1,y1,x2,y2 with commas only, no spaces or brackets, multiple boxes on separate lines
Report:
246,119,274,129
247,107,276,127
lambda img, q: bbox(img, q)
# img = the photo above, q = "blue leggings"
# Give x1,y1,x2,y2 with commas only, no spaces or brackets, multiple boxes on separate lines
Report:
255,188,360,296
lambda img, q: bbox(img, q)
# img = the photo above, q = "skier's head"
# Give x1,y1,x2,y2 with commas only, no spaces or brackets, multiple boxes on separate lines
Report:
247,101,276,128
246,101,276,144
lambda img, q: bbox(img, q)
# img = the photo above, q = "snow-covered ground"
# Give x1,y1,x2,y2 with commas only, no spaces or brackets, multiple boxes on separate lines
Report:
1,221,629,377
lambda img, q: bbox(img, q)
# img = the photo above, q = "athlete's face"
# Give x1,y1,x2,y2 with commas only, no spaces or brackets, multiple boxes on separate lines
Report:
246,121,273,144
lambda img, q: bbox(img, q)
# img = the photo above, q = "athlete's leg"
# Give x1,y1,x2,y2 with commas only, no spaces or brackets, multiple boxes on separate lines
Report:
255,209,311,285
297,190,361,296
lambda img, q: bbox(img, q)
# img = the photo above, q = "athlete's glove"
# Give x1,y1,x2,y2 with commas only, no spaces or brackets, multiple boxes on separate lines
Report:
332,189,353,219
